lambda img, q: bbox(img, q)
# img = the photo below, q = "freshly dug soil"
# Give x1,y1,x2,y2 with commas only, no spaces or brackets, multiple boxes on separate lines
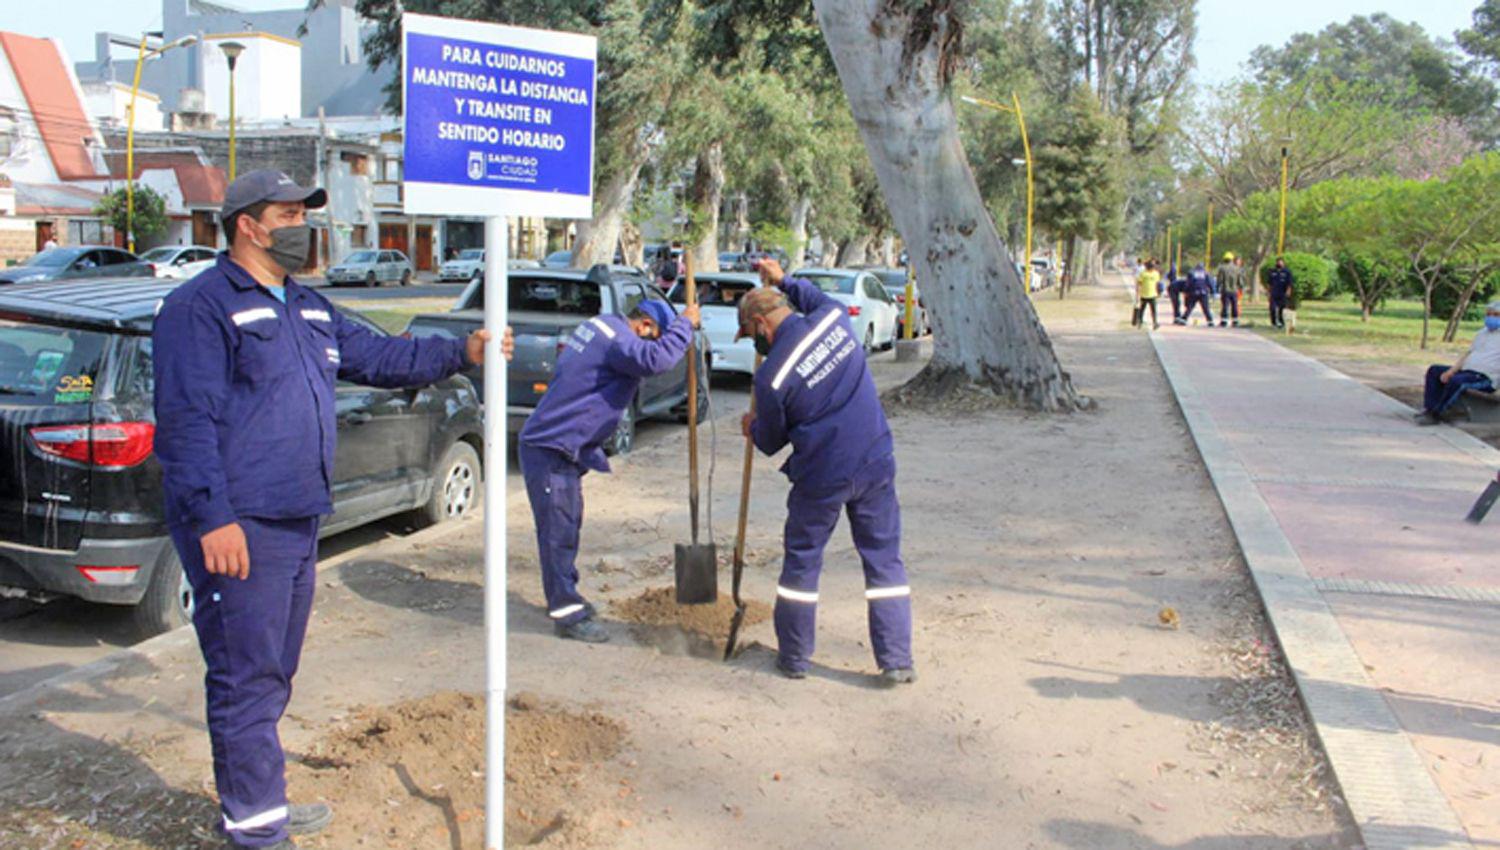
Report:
610,586,771,644
289,691,627,849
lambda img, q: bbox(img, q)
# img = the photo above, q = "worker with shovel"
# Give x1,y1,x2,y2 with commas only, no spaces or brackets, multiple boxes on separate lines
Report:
738,258,915,686
518,297,701,642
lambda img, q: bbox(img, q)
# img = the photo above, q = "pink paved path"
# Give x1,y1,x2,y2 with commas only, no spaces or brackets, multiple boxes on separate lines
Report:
1152,320,1500,847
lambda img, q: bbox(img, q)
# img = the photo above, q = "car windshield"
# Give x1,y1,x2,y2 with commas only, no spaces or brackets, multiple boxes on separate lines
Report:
668,279,756,306
139,248,177,262
798,273,857,295
874,271,908,289
22,249,78,268
345,251,377,264
545,251,572,263
471,277,603,315
458,249,483,260
0,319,110,404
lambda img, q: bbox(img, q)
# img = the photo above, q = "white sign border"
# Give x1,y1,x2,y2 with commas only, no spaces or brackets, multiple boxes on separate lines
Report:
401,12,598,220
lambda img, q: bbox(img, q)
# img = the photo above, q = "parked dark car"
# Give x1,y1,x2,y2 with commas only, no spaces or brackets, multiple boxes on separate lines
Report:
403,264,708,456
0,278,485,636
0,246,155,285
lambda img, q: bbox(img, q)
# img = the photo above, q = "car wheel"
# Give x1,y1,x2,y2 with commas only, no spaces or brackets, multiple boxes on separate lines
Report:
471,269,482,283
863,323,875,354
365,271,377,288
416,441,483,527
604,399,638,457
131,547,192,637
886,321,898,351
401,269,412,286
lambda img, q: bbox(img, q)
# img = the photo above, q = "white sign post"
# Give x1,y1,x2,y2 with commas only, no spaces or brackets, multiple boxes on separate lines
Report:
402,13,596,849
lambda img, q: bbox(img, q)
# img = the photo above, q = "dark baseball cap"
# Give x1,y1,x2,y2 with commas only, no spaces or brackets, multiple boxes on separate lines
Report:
221,170,327,220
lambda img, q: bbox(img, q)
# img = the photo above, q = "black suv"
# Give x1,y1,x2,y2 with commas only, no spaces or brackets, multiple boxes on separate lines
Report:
0,278,485,635
404,264,707,455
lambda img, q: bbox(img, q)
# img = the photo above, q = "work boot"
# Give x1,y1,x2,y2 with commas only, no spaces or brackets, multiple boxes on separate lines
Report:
555,617,610,643
776,658,807,680
224,839,296,849
880,668,918,687
1414,411,1440,426
288,803,333,836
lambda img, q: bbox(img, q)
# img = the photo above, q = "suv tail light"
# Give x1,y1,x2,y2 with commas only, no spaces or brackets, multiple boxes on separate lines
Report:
30,422,155,468
847,305,862,317
145,263,157,275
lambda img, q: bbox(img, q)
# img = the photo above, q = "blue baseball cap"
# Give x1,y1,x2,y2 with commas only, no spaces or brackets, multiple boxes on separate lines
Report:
221,170,327,220
635,300,675,332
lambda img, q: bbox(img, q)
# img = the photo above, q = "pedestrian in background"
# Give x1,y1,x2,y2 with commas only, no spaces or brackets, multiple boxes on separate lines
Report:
1167,263,1186,324
1268,257,1294,329
1415,301,1500,425
1133,259,1161,329
1215,252,1243,327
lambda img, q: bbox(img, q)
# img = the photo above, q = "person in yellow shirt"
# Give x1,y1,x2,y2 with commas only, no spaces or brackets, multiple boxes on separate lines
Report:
1133,259,1162,329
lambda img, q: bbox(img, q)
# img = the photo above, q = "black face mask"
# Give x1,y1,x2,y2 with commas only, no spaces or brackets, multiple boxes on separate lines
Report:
255,223,312,276
753,331,773,357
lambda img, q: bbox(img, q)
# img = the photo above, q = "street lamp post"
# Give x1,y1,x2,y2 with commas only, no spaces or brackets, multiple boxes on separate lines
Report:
1204,203,1214,269
126,34,197,254
219,41,245,181
959,93,1033,296
1277,145,1290,257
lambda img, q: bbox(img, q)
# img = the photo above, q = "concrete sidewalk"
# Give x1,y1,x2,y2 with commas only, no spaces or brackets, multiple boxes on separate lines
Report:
1150,310,1499,849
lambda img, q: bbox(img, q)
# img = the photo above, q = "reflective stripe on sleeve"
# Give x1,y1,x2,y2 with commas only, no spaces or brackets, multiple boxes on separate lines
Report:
300,308,332,322
771,308,843,391
865,585,910,600
776,586,819,604
223,805,288,832
231,307,278,326
549,603,587,619
589,316,617,339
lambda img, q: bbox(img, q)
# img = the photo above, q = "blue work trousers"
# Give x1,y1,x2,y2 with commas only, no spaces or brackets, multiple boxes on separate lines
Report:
1183,293,1214,324
519,444,594,626
1424,365,1495,415
775,454,913,673
171,516,319,848
1220,291,1240,323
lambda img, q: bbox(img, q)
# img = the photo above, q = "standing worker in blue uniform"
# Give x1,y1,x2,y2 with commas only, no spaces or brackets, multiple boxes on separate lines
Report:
1268,257,1295,328
517,291,700,642
1179,263,1216,327
152,171,496,850
738,258,915,686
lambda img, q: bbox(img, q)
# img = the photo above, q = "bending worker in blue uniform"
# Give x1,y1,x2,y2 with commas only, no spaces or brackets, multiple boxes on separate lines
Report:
517,287,700,642
739,258,916,686
153,171,495,850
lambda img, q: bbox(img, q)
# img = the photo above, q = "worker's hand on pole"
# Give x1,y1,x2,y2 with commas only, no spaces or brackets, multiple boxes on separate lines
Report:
201,522,250,580
682,303,702,328
756,258,786,288
501,326,514,362
467,328,493,365
741,413,754,439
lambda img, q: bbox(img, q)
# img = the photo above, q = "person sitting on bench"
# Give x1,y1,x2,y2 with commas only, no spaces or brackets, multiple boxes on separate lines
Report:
1416,300,1500,426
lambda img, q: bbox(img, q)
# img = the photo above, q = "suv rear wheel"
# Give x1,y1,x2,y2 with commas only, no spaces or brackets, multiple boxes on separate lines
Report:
365,271,377,288
604,399,638,456
131,547,192,637
416,441,483,527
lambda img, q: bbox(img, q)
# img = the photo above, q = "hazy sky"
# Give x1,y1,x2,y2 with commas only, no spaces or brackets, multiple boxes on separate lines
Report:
0,0,1483,85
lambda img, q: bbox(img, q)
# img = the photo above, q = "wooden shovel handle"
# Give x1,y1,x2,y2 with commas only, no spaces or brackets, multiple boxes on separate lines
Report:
685,251,700,542
733,355,761,573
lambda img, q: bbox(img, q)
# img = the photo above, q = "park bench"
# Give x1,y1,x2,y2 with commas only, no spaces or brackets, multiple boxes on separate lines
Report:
1462,387,1500,424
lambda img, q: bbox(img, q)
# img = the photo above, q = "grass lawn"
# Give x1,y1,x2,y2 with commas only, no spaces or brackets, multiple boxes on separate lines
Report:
1248,294,1473,371
330,298,452,334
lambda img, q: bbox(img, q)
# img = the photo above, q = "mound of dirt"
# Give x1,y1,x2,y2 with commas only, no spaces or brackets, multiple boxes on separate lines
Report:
610,586,771,644
289,691,627,849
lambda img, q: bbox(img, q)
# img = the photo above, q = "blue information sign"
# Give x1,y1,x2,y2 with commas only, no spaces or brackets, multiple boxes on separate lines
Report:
402,14,597,218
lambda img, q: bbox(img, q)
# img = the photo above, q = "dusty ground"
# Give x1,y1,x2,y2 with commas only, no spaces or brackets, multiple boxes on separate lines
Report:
0,276,1357,849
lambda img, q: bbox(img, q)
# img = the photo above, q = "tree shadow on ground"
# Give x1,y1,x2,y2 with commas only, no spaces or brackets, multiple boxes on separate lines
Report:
1043,818,1386,849
0,716,218,848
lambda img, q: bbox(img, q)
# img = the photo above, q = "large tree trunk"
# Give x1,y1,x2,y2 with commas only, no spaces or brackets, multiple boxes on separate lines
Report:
572,140,649,268
790,194,812,267
813,0,1081,410
839,234,873,267
619,221,644,269
688,143,725,273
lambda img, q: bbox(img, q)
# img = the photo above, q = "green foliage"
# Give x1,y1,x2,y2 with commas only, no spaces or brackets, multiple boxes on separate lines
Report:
94,185,168,243
1259,251,1337,303
1459,0,1500,76
1033,92,1125,246
1334,250,1403,313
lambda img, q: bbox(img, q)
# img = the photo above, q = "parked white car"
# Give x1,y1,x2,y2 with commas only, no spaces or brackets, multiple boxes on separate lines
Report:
438,248,485,282
666,272,761,375
138,245,217,279
791,267,900,352
327,249,414,287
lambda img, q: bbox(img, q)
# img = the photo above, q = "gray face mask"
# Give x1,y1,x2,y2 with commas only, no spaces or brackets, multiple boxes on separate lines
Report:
256,223,312,276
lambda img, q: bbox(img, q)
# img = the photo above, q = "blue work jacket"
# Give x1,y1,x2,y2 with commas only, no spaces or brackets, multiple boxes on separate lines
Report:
1188,269,1215,296
518,313,693,473
152,254,468,534
1268,267,1294,298
751,277,894,493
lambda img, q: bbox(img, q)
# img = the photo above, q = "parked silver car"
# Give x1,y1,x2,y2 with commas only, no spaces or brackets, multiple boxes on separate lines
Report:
139,245,218,279
327,249,414,287
438,248,485,282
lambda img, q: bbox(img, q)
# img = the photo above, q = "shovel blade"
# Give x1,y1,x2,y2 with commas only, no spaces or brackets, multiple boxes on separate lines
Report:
1466,479,1500,524
674,543,718,605
724,604,747,661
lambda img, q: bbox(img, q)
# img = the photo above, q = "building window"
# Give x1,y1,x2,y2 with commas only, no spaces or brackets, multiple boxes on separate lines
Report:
352,224,368,247
69,220,104,245
342,152,370,176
